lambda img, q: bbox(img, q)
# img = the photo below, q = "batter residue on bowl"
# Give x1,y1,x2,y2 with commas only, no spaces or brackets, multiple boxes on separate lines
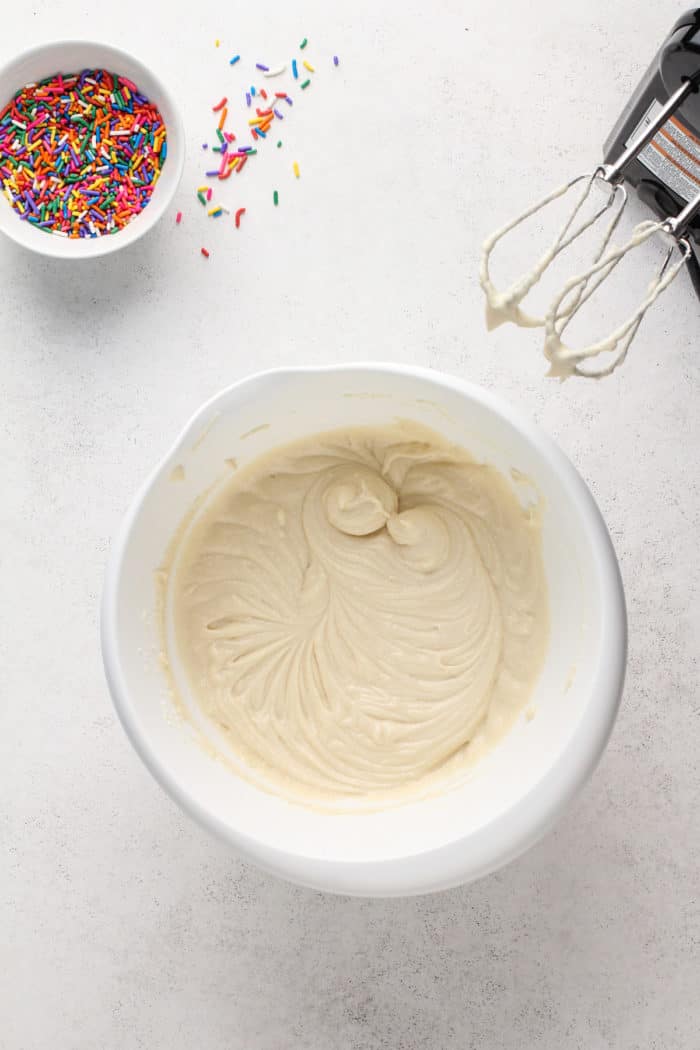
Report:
166,422,549,803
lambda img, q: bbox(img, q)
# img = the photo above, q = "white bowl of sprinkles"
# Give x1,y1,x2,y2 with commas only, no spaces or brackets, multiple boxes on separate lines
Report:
0,39,184,258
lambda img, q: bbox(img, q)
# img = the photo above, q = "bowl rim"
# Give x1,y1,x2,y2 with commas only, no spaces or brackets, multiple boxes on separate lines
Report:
0,38,185,259
101,363,627,896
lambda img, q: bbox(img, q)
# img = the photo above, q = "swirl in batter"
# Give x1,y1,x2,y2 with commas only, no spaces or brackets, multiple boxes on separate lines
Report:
170,423,549,802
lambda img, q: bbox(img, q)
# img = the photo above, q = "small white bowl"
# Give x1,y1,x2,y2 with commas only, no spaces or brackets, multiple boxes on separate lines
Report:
0,40,184,258
101,365,627,896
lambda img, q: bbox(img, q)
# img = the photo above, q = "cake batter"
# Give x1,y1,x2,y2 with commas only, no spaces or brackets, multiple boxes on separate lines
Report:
168,422,549,802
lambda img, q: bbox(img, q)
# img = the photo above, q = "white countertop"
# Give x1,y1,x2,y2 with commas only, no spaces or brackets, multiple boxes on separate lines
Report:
3,1,699,1047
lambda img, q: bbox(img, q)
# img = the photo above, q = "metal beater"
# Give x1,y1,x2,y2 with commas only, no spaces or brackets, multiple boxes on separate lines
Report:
480,20,700,378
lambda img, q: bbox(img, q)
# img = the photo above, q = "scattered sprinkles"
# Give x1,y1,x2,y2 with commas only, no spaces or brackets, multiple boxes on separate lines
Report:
195,38,341,254
0,68,166,239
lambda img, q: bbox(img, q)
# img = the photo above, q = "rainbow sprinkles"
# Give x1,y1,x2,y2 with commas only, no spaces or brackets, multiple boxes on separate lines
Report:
192,38,340,244
0,69,166,238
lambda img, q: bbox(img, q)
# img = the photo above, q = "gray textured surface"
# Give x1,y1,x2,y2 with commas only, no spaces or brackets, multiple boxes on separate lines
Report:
2,2,699,1048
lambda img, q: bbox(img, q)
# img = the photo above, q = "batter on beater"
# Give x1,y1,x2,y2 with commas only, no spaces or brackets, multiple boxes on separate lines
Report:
479,46,700,379
166,422,549,804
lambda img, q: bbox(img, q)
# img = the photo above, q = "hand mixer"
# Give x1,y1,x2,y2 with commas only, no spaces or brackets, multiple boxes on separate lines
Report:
480,9,700,378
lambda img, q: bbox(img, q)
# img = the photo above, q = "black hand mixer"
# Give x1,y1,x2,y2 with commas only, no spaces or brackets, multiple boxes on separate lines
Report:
480,9,700,378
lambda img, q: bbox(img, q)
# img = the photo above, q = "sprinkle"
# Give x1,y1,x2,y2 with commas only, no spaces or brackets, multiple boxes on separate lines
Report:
245,92,251,107
299,38,308,49
206,188,212,200
275,92,287,98
234,206,246,228
263,64,286,77
202,143,208,149
0,68,167,238
197,191,206,205
300,79,310,90
229,55,240,65
250,86,256,96
303,61,315,73
208,206,223,217
256,63,269,72
176,211,182,223
201,247,209,257
217,107,228,130
293,161,300,178
285,96,293,106
333,55,339,66
273,190,278,205
212,97,227,112
205,169,220,177
215,40,220,47
273,108,283,119
292,59,298,79
277,140,282,147
260,89,268,100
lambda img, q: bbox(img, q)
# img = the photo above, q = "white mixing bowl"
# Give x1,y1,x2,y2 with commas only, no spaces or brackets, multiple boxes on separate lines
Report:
101,365,626,896
0,40,184,258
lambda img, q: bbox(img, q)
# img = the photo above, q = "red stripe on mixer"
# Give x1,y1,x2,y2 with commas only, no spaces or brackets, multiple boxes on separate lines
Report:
658,127,700,170
669,115,700,149
649,139,700,187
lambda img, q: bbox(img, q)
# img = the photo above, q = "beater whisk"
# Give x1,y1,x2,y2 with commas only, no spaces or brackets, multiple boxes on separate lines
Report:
480,69,700,378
